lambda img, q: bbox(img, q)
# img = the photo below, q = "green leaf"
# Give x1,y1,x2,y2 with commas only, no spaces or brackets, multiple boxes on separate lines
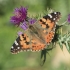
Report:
68,42,70,53
58,42,63,50
65,41,70,53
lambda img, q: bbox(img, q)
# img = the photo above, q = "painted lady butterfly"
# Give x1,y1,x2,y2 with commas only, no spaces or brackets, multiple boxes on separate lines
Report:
11,12,61,54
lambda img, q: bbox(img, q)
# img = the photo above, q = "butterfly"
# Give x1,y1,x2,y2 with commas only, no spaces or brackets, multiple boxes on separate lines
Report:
11,12,61,54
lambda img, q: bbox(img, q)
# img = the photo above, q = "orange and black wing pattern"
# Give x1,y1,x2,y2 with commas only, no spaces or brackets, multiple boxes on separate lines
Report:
39,12,61,44
11,12,61,54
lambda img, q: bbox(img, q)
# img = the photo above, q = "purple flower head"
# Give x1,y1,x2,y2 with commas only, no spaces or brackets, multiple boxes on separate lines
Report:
10,6,28,25
20,21,28,30
67,14,70,23
17,31,23,36
28,18,36,24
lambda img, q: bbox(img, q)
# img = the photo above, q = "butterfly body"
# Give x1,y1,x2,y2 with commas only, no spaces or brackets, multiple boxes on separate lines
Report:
11,12,61,54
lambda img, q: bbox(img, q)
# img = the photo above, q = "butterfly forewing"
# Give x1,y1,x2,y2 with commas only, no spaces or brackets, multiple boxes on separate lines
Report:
11,34,31,54
39,12,61,44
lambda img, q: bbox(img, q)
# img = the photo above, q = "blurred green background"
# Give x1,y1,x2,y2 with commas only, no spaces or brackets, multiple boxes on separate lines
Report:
0,0,70,70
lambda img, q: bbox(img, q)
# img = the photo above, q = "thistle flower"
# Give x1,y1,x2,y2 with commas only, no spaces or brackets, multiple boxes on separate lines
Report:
20,18,36,30
28,18,36,24
20,21,28,30
17,31,23,36
10,6,27,25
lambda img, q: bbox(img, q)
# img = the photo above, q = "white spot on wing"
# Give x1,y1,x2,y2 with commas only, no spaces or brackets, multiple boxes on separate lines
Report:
53,18,55,20
15,40,18,45
11,46,14,49
48,14,52,18
27,49,30,51
17,46,20,49
54,12,57,14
